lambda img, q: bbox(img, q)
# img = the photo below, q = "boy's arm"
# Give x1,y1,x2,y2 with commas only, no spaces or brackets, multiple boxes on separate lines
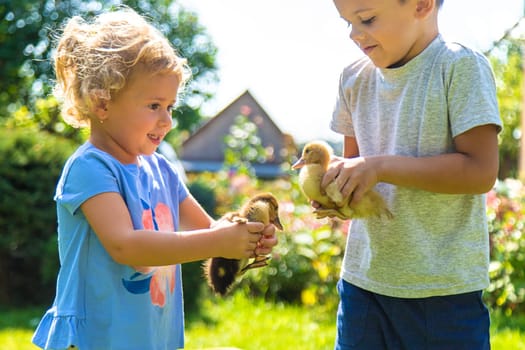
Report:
325,124,499,204
375,124,499,194
343,136,359,158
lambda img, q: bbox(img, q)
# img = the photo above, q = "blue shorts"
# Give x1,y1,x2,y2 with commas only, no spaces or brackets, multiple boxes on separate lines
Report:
335,279,490,350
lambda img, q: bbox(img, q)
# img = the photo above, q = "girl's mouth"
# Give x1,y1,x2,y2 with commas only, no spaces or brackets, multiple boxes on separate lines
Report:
148,133,162,146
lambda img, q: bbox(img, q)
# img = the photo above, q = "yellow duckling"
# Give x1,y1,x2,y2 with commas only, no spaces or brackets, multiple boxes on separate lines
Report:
203,192,283,296
292,141,392,220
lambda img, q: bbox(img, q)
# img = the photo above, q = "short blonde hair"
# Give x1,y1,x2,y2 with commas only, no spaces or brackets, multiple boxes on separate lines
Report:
53,7,191,127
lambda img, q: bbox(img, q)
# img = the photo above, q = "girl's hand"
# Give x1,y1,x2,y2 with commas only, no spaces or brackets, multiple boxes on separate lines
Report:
214,219,264,259
255,224,278,256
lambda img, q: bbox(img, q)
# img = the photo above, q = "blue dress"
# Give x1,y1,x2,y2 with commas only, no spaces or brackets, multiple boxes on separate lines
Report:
32,142,189,350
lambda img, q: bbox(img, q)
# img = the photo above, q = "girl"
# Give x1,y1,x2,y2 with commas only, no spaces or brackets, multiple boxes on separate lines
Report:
32,8,277,350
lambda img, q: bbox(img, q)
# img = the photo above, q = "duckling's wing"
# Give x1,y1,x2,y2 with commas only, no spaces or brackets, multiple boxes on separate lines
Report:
325,181,346,207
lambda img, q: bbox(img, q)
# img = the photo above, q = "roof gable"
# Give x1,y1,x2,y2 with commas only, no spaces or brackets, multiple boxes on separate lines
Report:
180,90,287,164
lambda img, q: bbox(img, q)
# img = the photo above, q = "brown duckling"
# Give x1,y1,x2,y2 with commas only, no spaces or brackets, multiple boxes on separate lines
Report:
203,192,283,296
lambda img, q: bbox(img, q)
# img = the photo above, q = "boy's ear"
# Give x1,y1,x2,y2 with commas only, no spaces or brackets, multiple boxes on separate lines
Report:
414,0,435,19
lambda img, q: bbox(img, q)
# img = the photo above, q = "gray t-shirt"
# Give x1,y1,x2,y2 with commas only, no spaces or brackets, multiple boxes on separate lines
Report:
331,35,502,298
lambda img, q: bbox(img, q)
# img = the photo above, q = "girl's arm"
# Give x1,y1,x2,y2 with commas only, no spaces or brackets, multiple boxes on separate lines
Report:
81,193,264,266
178,194,278,256
323,124,499,205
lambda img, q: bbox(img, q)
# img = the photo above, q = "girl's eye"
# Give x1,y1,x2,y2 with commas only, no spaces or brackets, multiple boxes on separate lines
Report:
149,103,174,112
361,16,375,25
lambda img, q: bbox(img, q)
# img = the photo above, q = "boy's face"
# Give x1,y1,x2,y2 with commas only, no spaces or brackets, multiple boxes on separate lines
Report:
334,0,436,68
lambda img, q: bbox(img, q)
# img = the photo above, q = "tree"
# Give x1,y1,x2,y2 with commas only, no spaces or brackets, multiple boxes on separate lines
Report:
488,38,523,178
0,0,218,138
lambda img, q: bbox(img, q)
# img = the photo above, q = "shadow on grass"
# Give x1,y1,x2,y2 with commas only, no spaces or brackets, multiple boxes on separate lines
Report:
1,303,221,332
0,306,46,331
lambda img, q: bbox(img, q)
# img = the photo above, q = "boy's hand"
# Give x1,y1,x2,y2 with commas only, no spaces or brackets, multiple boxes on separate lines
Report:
322,156,379,206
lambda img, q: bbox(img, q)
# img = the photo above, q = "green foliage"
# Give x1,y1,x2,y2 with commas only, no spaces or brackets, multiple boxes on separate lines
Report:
486,179,525,315
4,96,88,144
0,127,77,305
223,113,267,177
187,178,217,218
182,178,218,315
488,38,523,178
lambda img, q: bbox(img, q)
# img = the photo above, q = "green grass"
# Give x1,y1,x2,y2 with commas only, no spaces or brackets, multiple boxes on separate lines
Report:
2,295,525,350
490,310,525,350
0,306,44,350
184,293,335,350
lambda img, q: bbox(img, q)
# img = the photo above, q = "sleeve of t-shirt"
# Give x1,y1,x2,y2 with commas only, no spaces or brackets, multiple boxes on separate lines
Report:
330,69,356,137
446,50,503,138
56,152,121,216
155,154,189,205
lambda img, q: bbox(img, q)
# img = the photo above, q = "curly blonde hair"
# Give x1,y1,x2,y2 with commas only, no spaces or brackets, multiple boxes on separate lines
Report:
53,7,191,128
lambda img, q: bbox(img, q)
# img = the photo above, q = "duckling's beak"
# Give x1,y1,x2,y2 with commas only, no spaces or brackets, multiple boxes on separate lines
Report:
272,216,283,230
291,158,305,170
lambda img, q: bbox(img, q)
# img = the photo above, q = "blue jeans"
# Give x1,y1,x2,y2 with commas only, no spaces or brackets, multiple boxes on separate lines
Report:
335,279,490,350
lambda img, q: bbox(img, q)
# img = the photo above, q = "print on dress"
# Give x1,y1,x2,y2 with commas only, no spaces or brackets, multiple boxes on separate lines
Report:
122,199,176,307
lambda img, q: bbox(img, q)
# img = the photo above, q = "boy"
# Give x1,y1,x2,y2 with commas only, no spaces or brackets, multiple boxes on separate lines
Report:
325,0,501,348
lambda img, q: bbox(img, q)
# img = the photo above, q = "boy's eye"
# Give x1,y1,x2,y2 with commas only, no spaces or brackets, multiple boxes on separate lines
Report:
361,16,375,25
167,105,174,113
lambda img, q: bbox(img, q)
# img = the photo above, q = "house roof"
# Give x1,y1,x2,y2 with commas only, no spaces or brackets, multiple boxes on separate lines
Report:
180,90,295,177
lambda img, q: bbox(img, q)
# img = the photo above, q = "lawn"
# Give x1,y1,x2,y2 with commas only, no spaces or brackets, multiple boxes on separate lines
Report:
2,293,524,349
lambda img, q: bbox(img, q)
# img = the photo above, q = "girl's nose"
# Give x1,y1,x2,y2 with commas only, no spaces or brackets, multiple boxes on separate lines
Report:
160,110,173,128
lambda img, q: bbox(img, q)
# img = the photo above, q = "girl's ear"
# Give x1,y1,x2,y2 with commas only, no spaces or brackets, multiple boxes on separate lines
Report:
414,0,435,19
93,98,109,121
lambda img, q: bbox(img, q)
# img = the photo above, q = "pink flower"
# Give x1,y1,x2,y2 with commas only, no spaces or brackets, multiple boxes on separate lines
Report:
486,189,499,209
240,105,252,116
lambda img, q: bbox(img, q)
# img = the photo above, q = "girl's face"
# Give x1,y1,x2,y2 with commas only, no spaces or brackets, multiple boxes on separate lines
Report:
334,0,436,68
92,69,180,164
